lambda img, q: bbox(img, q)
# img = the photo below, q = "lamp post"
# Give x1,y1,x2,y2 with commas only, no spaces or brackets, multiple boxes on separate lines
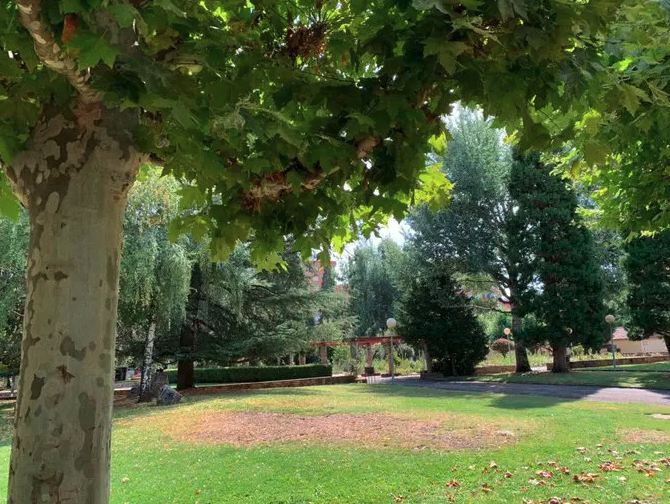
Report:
387,318,397,383
503,327,512,362
605,314,616,370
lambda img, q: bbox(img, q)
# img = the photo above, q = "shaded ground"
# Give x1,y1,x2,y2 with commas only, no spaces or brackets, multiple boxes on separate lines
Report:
390,376,670,406
154,410,524,451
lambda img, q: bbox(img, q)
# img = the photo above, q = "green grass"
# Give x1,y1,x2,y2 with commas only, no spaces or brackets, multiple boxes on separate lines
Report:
580,361,670,372
479,351,625,369
464,370,670,390
2,385,670,503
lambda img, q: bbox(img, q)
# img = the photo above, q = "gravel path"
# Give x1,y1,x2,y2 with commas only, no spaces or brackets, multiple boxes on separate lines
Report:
383,376,670,407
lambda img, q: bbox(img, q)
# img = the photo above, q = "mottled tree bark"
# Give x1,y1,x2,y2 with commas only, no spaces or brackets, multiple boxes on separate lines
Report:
4,106,142,503
552,345,570,373
138,321,157,403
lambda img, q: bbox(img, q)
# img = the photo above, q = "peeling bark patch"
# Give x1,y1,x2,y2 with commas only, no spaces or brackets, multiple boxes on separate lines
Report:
103,335,112,351
52,424,63,437
105,298,111,311
96,377,104,387
56,365,75,383
75,392,96,478
59,335,86,361
88,341,96,351
53,270,68,281
30,375,45,400
98,353,111,372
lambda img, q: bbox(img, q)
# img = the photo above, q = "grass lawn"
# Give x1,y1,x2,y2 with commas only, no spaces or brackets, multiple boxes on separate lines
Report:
465,370,670,390
580,361,670,373
2,385,670,503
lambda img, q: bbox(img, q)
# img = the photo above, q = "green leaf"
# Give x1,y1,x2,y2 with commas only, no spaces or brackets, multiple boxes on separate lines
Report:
0,52,22,81
70,34,120,70
286,171,302,192
244,157,270,175
171,101,199,129
423,38,466,74
583,141,608,166
59,0,85,14
0,194,20,222
108,5,138,28
347,112,375,128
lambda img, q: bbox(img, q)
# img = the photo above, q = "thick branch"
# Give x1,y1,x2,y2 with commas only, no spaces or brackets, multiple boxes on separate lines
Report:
15,0,100,103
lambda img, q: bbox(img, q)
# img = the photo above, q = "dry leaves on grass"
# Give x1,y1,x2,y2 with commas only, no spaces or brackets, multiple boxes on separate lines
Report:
619,429,670,444
598,461,624,472
573,473,599,484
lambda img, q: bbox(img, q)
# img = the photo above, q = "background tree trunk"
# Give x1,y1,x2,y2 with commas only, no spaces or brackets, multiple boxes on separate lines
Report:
662,334,670,363
423,341,433,373
138,321,157,403
552,345,570,373
512,310,532,373
5,106,142,503
177,262,203,390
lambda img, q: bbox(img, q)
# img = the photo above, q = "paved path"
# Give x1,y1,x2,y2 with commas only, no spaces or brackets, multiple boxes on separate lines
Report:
383,376,670,407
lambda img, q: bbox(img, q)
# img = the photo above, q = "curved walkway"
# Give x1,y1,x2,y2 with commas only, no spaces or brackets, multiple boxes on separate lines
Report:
385,376,670,406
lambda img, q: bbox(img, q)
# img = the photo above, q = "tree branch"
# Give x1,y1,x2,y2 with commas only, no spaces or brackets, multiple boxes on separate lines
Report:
15,0,101,103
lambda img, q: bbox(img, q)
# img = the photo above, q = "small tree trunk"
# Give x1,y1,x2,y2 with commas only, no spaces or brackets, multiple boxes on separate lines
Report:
177,262,203,391
288,352,294,365
5,106,141,503
299,353,306,365
552,345,570,373
512,310,532,373
138,321,157,403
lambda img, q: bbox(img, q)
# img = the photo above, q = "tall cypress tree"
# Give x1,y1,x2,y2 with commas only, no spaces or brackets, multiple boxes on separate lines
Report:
624,230,670,358
511,154,605,372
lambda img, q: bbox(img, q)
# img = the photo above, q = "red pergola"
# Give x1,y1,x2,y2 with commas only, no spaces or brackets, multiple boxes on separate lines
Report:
309,336,404,369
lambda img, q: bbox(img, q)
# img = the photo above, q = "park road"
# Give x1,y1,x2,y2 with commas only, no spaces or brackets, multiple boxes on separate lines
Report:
382,376,670,407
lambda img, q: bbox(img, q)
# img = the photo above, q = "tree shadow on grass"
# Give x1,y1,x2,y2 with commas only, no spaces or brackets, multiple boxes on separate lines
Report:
357,381,579,409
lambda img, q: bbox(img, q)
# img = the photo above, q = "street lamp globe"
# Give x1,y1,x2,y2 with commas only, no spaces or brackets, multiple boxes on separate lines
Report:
503,328,511,336
386,318,397,329
605,314,615,324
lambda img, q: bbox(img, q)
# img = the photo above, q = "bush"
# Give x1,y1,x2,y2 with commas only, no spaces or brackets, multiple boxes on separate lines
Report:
164,364,332,384
491,338,514,358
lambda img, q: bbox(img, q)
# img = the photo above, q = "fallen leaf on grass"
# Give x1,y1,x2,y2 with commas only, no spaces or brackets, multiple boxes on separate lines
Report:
529,479,546,487
598,461,624,472
446,479,460,488
393,496,405,502
504,470,514,478
489,460,498,468
577,447,588,454
121,477,130,484
536,470,554,479
574,473,599,483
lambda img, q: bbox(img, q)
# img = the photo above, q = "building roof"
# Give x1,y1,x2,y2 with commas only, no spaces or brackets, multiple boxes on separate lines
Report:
612,327,628,341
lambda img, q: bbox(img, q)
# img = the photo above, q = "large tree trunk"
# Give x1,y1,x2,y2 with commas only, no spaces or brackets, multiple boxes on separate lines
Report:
5,105,142,504
138,320,157,403
512,310,532,373
552,345,570,373
177,262,203,391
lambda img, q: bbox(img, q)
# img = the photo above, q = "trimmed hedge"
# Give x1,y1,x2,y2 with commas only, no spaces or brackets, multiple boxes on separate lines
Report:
164,364,332,384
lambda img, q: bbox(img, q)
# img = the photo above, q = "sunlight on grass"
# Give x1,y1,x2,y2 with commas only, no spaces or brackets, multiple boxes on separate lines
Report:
2,385,670,503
